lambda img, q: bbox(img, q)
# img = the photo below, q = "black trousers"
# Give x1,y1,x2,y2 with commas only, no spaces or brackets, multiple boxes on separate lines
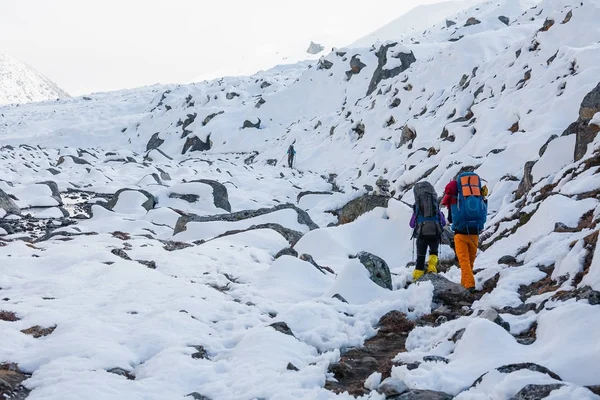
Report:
416,235,440,271
288,155,294,168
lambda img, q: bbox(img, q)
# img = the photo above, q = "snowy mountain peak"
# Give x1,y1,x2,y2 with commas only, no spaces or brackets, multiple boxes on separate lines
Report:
0,53,69,105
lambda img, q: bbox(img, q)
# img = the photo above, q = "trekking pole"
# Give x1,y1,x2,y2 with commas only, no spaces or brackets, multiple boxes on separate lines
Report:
412,237,415,264
278,154,286,165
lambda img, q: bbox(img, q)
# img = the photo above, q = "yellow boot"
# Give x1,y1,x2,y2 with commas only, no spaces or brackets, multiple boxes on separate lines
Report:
412,269,424,281
427,255,439,274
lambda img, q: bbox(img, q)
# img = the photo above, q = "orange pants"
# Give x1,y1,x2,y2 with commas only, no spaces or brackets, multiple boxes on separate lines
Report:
454,234,479,289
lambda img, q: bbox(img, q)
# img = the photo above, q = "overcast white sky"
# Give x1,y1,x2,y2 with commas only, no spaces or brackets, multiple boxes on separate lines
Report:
0,0,450,95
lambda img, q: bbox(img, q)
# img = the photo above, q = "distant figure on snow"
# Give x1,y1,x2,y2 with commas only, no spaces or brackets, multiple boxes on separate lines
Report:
441,172,488,291
410,181,446,281
287,144,296,168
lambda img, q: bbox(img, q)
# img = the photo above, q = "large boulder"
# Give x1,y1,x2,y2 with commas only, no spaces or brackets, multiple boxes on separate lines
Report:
146,132,164,151
242,118,261,129
0,189,21,215
354,251,392,290
512,384,564,400
187,179,231,212
333,195,389,225
562,82,600,161
367,43,416,95
182,135,211,154
345,55,366,80
515,161,536,199
419,274,472,305
106,189,155,213
465,17,481,26
37,181,62,205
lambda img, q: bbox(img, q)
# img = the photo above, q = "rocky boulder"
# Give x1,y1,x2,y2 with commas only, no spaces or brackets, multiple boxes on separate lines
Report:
367,43,416,95
146,132,164,152
515,161,536,199
182,135,211,154
512,384,564,400
332,194,389,225
562,82,600,161
274,247,298,259
106,189,155,212
0,363,30,400
0,189,20,215
242,118,261,129
37,181,62,205
345,55,366,80
353,251,392,290
498,16,510,25
465,17,481,26
419,274,473,305
187,179,231,212
400,126,417,147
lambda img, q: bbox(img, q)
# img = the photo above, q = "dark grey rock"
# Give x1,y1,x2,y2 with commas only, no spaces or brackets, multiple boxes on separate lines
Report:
307,41,325,54
400,126,417,146
174,203,318,234
498,255,518,265
169,193,200,203
200,223,304,247
36,181,62,205
446,20,456,27
498,16,510,25
378,377,408,397
187,393,212,400
146,132,164,152
390,98,402,108
107,368,135,380
318,59,334,70
270,322,295,337
180,113,197,136
516,161,536,199
332,195,389,225
202,111,224,126
473,363,562,388
255,97,266,108
345,55,366,80
561,82,600,161
368,43,416,95
137,260,156,269
56,155,91,166
190,345,209,359
225,92,240,100
299,253,330,275
396,389,453,400
512,384,564,400
465,17,481,26
242,118,261,129
106,189,155,212
479,309,510,332
260,81,272,89
423,355,449,363
274,247,298,259
111,249,131,261
419,274,473,305
47,168,61,175
287,362,299,371
182,134,212,154
187,179,231,212
0,188,21,215
296,190,333,203
332,294,348,303
354,251,392,290
539,134,558,157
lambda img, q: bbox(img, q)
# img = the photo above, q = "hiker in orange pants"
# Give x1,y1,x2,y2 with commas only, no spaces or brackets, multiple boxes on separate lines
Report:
454,234,478,289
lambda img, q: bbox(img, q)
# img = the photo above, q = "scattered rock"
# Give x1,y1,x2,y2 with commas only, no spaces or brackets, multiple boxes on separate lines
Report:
242,118,261,129
111,231,131,241
20,325,56,338
562,82,600,161
498,16,510,25
345,55,366,80
551,285,600,305
111,248,131,261
498,255,518,265
395,390,453,399
296,190,333,203
260,81,272,89
161,241,193,251
187,393,212,400
353,251,392,290
202,111,224,126
0,189,20,215
0,310,19,321
106,189,155,212
367,43,416,96
299,253,332,274
186,179,231,212
562,10,573,24
378,377,408,397
107,368,135,380
307,41,325,54
274,247,298,259
190,345,209,359
332,194,389,225
56,155,91,166
318,59,334,70
174,203,318,235
539,134,558,157
137,260,156,269
400,125,417,147
465,17,481,26
515,161,536,199
423,356,449,364
539,18,555,32
513,384,564,400
269,322,295,337
419,274,473,306
0,363,30,400
182,135,212,154
479,309,510,331
225,92,239,100
445,20,456,28
390,98,402,108
287,362,299,371
332,294,348,303
146,133,164,151
255,97,266,108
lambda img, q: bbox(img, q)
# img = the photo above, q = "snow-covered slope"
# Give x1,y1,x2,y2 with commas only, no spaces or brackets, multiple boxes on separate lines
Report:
0,54,69,105
1,0,600,399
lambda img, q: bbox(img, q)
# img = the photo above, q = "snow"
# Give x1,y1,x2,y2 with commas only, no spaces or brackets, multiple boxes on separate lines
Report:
1,0,600,398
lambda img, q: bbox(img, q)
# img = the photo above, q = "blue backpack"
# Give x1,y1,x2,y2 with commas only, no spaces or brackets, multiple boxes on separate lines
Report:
451,172,487,234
